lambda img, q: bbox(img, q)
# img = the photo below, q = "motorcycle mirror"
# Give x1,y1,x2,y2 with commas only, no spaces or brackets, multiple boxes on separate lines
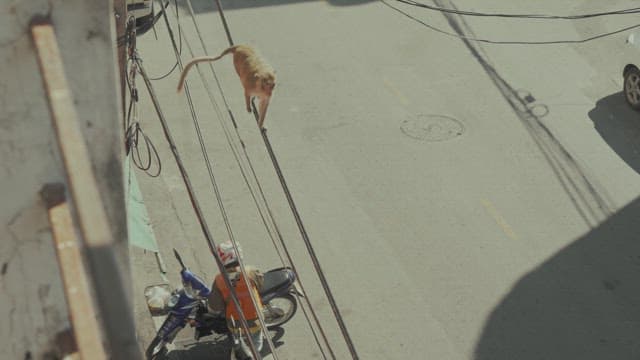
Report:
173,248,186,270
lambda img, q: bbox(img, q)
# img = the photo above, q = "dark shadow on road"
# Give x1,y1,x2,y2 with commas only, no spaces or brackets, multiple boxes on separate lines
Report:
183,0,374,13
261,327,286,358
166,327,286,359
588,92,640,175
167,337,231,360
474,196,640,360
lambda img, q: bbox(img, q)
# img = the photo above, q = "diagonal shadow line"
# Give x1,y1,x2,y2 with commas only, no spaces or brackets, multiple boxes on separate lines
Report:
432,0,614,227
166,327,288,359
179,0,374,13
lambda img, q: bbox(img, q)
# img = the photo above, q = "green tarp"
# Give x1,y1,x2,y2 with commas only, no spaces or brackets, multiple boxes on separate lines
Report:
125,155,160,252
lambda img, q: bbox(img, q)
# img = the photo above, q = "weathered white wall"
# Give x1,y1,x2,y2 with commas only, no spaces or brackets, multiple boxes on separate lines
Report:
0,0,129,358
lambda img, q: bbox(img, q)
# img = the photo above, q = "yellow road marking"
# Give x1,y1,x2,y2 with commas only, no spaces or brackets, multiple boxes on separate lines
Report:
383,78,410,106
481,199,518,241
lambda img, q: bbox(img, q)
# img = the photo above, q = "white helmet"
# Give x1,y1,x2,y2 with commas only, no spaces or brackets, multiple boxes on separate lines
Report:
216,241,243,267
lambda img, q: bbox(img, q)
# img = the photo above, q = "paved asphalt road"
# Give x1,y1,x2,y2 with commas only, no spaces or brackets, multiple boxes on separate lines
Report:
129,1,640,359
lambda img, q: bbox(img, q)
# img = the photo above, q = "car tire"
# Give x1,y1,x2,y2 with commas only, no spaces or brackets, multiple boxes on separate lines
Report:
624,66,640,111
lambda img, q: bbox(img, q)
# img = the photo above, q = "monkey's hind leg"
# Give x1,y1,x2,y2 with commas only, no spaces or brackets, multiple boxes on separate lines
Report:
257,97,270,129
244,92,252,113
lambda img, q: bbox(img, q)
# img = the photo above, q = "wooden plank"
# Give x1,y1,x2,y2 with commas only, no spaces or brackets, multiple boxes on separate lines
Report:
41,183,106,360
114,0,127,119
31,22,112,248
31,22,143,360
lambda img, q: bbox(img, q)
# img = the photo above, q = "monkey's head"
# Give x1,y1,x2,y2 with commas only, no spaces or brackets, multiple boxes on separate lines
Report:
257,72,276,95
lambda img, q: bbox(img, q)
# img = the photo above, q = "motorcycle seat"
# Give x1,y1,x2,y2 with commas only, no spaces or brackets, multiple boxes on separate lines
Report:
260,268,293,296
201,312,222,321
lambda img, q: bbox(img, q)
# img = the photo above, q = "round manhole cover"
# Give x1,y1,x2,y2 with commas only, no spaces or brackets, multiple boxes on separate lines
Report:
401,114,465,142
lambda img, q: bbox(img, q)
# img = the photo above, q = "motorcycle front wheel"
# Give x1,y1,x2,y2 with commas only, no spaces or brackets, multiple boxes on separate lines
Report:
145,336,168,360
263,294,297,329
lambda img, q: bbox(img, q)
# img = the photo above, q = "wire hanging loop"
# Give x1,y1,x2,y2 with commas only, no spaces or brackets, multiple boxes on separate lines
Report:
123,22,162,178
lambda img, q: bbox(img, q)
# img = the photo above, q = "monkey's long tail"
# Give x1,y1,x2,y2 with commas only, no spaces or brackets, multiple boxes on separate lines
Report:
176,45,238,92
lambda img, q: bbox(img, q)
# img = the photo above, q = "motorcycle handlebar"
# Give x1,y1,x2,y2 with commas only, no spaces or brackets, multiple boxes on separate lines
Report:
173,248,186,270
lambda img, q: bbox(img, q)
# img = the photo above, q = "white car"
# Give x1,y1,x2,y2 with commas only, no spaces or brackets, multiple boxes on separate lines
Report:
623,32,640,111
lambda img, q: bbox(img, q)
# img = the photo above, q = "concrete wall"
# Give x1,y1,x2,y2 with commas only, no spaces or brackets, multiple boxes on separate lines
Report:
0,0,129,358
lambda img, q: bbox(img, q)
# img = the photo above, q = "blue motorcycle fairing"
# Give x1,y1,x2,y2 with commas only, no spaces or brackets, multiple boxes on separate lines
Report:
157,313,185,341
157,288,206,341
170,289,202,316
181,269,211,298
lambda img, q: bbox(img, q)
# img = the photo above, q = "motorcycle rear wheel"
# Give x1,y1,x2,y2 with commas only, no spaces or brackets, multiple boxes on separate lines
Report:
263,294,297,329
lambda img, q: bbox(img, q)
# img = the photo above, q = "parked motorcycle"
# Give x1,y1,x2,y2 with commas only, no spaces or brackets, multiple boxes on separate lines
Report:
145,249,302,359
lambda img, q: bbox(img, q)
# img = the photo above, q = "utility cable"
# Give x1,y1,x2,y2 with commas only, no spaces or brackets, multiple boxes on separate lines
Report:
383,0,640,45
173,3,332,358
125,121,162,177
180,0,297,291
136,55,261,359
209,1,360,358
394,0,640,19
128,5,262,358
159,7,274,359
124,18,162,178
181,0,346,357
177,6,287,268
180,23,333,359
116,0,169,47
429,0,615,224
148,0,182,81
214,0,235,47
125,11,254,357
255,107,362,360
178,3,334,358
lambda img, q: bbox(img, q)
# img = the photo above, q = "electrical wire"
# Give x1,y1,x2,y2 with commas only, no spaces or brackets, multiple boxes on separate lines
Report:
148,0,182,81
124,20,162,178
116,0,168,47
177,1,355,358
178,4,288,269
383,0,640,45
430,0,615,225
202,2,361,358
136,55,262,360
394,0,640,19
125,121,162,177
159,6,273,359
123,6,262,358
118,1,179,80
177,4,334,358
